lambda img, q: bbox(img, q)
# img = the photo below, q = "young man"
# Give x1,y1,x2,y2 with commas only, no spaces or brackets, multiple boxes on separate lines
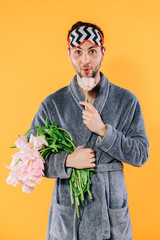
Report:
28,21,149,240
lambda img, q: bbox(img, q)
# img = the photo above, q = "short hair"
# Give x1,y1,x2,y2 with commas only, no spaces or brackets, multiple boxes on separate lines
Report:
67,21,104,51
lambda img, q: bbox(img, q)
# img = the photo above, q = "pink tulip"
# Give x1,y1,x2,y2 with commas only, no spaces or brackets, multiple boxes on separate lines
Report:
78,77,96,91
21,148,39,161
29,134,48,150
20,142,32,152
6,171,20,186
15,135,28,148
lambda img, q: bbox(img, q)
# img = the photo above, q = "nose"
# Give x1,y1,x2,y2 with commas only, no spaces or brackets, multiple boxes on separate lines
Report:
81,52,90,64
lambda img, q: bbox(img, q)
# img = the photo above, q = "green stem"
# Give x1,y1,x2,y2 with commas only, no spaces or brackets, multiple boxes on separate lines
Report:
87,189,92,199
57,128,73,141
64,137,76,150
75,197,80,218
69,179,74,204
77,170,84,201
24,126,40,136
85,90,88,110
85,90,88,102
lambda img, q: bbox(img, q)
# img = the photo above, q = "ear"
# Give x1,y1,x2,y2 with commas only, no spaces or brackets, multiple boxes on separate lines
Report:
67,48,71,62
101,46,106,60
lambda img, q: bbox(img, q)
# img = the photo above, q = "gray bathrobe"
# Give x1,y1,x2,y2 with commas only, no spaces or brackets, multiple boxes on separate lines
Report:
27,72,149,240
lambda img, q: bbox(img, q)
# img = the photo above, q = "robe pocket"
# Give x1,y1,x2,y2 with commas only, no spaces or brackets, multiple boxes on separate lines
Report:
49,201,75,240
108,199,133,240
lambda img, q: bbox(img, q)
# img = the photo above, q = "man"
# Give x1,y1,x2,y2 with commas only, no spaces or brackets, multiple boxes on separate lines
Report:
28,21,149,240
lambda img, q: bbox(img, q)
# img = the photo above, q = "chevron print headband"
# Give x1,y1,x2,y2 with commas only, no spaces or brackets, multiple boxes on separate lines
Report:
68,26,104,49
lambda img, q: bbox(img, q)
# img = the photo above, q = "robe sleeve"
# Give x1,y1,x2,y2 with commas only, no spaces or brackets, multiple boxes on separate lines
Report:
95,100,149,167
26,102,73,179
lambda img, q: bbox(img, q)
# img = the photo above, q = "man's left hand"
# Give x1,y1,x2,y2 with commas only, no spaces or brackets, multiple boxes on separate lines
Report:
79,101,108,138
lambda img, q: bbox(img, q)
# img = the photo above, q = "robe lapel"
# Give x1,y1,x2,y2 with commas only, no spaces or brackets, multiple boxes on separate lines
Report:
69,72,110,150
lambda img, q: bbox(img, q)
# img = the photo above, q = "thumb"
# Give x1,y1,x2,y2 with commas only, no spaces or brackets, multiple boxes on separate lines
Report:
76,145,84,149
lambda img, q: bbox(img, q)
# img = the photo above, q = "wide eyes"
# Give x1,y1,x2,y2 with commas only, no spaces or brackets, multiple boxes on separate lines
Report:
74,49,97,55
89,49,96,54
75,50,81,55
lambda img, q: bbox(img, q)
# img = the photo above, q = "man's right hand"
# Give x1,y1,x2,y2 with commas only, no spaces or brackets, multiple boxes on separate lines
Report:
65,145,96,169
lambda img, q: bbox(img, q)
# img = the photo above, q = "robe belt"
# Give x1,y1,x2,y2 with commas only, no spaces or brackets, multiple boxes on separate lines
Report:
95,162,124,239
95,162,123,173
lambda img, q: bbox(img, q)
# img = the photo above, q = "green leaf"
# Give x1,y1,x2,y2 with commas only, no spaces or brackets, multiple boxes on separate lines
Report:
44,151,52,159
37,127,45,136
15,159,22,166
45,117,50,128
44,129,58,139
52,120,57,127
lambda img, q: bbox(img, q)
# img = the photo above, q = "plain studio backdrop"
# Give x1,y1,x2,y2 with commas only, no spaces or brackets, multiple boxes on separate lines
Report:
0,0,159,239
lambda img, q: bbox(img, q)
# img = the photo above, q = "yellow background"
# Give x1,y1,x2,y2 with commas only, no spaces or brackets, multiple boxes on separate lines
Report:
0,0,160,239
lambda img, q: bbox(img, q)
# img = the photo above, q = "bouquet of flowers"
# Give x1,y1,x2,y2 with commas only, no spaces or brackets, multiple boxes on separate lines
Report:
6,77,96,218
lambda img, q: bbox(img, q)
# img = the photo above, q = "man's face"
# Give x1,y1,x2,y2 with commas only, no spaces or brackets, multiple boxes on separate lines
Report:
67,41,106,81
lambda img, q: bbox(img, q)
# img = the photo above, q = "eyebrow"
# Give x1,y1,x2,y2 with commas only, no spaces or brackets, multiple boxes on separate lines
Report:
77,45,97,50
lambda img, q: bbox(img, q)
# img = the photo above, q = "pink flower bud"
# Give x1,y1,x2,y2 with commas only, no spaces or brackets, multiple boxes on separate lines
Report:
78,77,96,91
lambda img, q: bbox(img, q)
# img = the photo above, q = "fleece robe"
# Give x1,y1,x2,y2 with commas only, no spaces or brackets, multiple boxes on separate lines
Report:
27,72,149,240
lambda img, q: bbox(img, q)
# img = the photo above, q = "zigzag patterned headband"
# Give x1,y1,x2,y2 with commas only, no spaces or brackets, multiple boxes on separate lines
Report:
68,26,104,49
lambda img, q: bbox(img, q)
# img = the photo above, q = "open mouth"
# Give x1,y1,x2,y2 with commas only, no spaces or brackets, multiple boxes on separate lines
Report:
82,68,91,73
